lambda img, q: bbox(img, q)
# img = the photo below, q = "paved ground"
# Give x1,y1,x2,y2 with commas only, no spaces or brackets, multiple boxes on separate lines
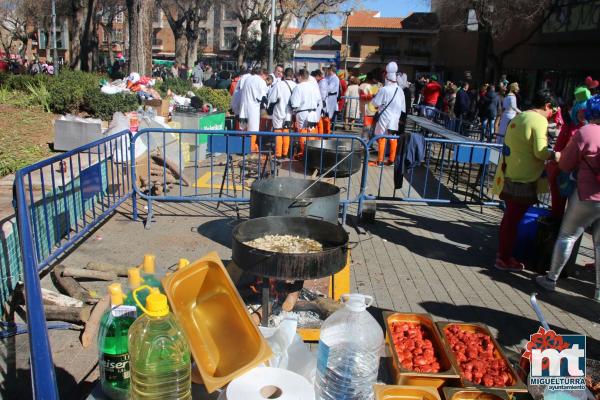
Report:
1,126,599,398
3,195,598,399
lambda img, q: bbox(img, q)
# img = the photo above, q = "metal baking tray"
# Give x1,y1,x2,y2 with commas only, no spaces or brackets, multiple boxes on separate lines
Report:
162,252,272,393
436,322,527,394
384,312,460,388
374,384,442,400
442,387,510,400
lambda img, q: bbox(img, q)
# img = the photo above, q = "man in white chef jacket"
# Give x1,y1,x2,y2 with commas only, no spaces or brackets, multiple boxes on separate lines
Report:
231,65,251,119
268,67,297,158
369,61,405,166
238,67,268,152
322,64,340,134
290,69,321,158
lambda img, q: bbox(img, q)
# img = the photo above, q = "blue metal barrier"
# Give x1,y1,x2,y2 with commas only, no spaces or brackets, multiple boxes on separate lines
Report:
130,129,370,228
13,130,133,399
359,134,502,211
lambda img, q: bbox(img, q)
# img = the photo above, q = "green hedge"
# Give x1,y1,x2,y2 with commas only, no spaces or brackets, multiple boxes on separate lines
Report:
155,78,193,97
83,91,139,121
192,87,231,112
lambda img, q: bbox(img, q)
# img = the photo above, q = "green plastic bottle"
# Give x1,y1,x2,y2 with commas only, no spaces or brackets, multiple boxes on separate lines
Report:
140,254,162,290
128,285,191,400
125,267,144,315
98,283,137,400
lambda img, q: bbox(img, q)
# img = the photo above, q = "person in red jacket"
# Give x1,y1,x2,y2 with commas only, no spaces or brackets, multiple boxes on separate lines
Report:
421,75,442,118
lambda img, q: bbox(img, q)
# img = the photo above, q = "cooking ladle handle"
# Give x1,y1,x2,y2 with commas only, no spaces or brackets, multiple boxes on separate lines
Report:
293,152,354,200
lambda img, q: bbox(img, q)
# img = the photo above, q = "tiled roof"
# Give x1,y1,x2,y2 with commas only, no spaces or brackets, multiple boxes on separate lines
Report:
282,28,342,38
346,11,403,29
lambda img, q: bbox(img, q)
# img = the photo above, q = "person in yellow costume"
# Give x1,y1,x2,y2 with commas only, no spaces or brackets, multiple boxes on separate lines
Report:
494,89,561,271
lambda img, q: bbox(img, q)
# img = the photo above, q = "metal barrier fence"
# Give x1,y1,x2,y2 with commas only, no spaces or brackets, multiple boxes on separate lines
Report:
13,130,133,399
413,104,481,140
130,129,370,227
332,96,363,131
360,134,503,210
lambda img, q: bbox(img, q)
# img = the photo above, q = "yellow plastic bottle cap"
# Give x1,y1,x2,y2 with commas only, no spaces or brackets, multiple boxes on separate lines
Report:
108,283,125,306
128,268,143,289
142,254,156,274
178,258,190,270
145,290,169,317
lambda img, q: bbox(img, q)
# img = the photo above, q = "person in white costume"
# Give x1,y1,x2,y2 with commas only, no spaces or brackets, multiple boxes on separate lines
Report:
268,67,297,158
322,64,340,133
238,68,268,151
290,69,322,157
369,62,405,166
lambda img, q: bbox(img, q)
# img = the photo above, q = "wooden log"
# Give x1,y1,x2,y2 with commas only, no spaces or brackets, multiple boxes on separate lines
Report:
51,266,98,304
62,267,117,281
151,152,190,186
41,288,84,308
44,305,92,324
81,294,110,348
85,261,130,277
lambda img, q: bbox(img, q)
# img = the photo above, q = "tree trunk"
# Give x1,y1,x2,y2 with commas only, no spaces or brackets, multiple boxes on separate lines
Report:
105,27,115,65
80,0,97,72
69,0,87,69
174,30,187,65
237,22,250,68
185,38,198,67
126,0,154,76
260,18,269,67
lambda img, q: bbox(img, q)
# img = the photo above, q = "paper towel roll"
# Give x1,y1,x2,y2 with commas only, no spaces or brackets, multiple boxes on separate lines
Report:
226,367,315,400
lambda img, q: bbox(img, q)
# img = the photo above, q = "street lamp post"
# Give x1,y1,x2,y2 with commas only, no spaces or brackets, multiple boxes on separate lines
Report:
268,0,275,72
51,0,59,75
344,11,351,72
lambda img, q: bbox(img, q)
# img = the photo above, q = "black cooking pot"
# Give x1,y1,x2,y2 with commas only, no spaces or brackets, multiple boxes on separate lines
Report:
232,216,349,280
305,138,363,177
249,177,340,224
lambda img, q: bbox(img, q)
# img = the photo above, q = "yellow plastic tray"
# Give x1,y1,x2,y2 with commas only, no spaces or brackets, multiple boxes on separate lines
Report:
162,252,272,393
442,387,510,400
374,385,442,400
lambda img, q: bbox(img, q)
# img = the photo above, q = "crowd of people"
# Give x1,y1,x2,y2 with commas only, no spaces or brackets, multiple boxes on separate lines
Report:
227,61,408,164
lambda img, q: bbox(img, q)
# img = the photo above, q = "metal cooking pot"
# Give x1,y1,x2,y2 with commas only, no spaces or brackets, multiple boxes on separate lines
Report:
231,216,349,280
305,138,363,177
249,177,340,224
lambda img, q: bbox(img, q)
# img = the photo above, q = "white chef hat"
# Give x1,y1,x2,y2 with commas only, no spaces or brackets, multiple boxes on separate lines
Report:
386,62,398,74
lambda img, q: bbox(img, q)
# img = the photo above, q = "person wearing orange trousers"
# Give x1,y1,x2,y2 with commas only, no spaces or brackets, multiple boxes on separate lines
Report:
290,69,322,158
369,62,406,166
268,68,297,158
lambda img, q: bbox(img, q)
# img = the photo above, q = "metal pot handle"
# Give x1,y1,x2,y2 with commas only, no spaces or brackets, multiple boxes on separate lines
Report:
289,199,312,208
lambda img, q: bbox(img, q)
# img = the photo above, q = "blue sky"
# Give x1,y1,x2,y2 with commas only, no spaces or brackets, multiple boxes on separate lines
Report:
359,0,431,17
311,0,432,28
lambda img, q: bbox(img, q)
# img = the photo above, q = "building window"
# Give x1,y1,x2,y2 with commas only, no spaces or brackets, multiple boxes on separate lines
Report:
115,12,124,23
152,33,162,47
199,8,208,21
223,5,237,21
114,29,124,43
199,29,208,47
406,38,430,57
378,37,397,54
349,36,360,57
223,27,237,50
154,9,162,24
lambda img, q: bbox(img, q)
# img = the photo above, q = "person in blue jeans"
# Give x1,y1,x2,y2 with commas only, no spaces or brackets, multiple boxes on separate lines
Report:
480,85,501,142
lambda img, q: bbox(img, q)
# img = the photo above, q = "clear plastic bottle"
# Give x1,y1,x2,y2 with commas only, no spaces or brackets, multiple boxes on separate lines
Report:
98,283,137,400
128,285,191,400
314,294,383,400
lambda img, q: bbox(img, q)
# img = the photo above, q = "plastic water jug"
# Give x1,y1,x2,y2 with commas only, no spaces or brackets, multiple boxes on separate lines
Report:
314,294,383,400
98,283,137,399
128,285,191,399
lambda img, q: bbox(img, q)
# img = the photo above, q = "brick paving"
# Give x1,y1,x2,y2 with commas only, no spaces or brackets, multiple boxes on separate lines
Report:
2,158,599,398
